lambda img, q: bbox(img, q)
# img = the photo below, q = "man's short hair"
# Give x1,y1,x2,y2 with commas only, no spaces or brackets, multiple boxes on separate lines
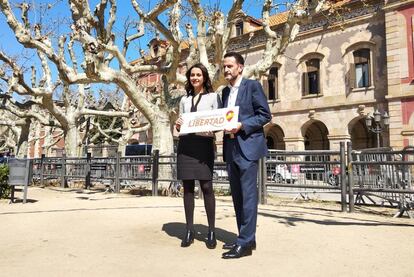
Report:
224,52,245,65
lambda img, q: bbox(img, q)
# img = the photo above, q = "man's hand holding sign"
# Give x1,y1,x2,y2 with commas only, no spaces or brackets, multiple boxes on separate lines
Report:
224,109,243,135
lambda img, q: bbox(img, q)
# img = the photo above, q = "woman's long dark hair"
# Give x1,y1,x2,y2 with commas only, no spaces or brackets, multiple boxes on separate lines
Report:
185,63,214,96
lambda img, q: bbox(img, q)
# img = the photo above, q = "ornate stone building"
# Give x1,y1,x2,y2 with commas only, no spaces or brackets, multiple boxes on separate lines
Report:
384,0,414,148
233,0,392,151
35,0,411,156
135,0,414,152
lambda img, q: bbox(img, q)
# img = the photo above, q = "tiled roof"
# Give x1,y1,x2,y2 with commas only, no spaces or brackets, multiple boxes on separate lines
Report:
266,0,352,27
267,11,289,26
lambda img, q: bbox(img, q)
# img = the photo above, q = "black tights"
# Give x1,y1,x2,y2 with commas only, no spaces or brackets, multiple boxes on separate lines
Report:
183,180,215,231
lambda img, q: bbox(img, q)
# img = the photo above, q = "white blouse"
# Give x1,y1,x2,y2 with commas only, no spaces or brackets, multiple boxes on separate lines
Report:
179,92,222,114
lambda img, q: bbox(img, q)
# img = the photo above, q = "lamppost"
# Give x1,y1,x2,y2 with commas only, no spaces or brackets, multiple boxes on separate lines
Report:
365,110,390,148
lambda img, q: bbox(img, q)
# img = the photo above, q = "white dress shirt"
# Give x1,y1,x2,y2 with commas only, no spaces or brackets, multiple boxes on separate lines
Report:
227,77,243,107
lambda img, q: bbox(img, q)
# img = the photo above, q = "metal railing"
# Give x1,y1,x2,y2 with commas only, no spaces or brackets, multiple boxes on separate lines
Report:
260,142,347,211
25,143,414,217
348,146,414,217
32,152,154,193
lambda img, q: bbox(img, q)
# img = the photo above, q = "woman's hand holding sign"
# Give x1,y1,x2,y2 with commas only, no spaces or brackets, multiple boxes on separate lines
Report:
175,117,183,132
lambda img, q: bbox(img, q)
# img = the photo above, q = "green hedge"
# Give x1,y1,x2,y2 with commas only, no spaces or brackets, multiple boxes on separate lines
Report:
0,164,10,199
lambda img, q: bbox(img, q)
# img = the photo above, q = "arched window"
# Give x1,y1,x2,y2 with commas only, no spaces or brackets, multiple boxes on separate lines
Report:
235,21,243,36
267,67,278,100
302,59,321,95
352,48,371,88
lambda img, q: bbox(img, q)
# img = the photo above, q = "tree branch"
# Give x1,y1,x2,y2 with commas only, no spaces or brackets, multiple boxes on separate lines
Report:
131,0,179,48
0,0,82,84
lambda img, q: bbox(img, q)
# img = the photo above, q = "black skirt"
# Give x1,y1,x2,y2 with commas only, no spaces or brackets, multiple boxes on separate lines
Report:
177,135,214,180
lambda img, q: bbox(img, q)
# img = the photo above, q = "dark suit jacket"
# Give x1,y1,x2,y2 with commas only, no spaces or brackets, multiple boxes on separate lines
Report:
222,78,272,162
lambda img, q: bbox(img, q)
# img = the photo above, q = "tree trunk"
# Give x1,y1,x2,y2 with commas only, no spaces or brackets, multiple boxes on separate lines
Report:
43,126,54,157
150,110,174,187
150,111,174,156
33,122,42,158
117,141,127,156
15,120,31,158
65,126,82,157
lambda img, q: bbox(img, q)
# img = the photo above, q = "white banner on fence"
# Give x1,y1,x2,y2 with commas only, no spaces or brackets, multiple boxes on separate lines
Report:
180,106,239,134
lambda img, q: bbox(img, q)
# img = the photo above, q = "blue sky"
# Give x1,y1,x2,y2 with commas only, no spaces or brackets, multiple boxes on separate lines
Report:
0,0,273,58
0,0,283,100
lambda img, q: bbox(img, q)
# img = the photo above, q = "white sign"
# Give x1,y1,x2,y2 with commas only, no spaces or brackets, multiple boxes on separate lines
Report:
180,106,239,134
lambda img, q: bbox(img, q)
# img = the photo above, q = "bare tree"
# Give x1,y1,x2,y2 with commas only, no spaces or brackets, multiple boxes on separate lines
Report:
0,95,56,157
89,115,150,155
0,49,132,156
0,0,334,156
0,125,18,154
0,111,33,157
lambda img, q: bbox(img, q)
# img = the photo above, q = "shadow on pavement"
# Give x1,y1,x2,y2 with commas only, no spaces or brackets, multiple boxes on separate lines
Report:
9,198,38,204
162,222,237,245
0,205,183,215
258,210,414,227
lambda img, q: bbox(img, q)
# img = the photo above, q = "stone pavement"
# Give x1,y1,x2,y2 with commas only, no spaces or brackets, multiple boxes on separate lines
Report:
1,187,413,277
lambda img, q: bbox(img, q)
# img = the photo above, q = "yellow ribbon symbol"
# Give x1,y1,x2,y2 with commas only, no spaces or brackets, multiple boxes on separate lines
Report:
226,110,234,122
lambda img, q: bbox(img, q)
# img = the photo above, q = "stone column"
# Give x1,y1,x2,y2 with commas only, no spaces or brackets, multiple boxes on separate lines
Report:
388,99,404,149
283,137,305,151
327,135,351,151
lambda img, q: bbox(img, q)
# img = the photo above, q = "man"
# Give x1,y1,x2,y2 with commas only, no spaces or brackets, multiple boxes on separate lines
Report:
221,52,271,259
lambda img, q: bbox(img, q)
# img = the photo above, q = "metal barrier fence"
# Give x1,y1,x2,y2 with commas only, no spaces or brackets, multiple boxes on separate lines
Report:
349,146,414,217
32,152,154,193
261,142,347,211
30,151,229,194
26,143,414,217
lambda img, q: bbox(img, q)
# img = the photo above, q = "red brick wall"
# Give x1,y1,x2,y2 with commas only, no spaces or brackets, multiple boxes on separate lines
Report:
399,5,414,83
402,97,414,124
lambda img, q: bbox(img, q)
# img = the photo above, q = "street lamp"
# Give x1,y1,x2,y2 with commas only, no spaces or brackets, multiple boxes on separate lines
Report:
365,110,389,148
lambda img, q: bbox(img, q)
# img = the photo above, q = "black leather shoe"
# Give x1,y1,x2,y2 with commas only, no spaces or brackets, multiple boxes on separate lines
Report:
223,241,256,250
206,231,217,249
181,230,195,247
222,242,235,250
222,245,252,259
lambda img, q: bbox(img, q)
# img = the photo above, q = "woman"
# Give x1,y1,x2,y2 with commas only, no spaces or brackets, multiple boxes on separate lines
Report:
175,63,222,249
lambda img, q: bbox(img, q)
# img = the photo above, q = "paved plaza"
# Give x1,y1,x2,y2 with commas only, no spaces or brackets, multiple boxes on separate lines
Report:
1,186,413,277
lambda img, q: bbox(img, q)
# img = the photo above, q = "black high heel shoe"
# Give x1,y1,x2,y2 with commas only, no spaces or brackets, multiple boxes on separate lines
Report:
206,231,217,249
181,230,195,247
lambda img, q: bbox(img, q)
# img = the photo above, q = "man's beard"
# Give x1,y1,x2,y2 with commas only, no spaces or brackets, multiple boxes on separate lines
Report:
225,73,237,82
